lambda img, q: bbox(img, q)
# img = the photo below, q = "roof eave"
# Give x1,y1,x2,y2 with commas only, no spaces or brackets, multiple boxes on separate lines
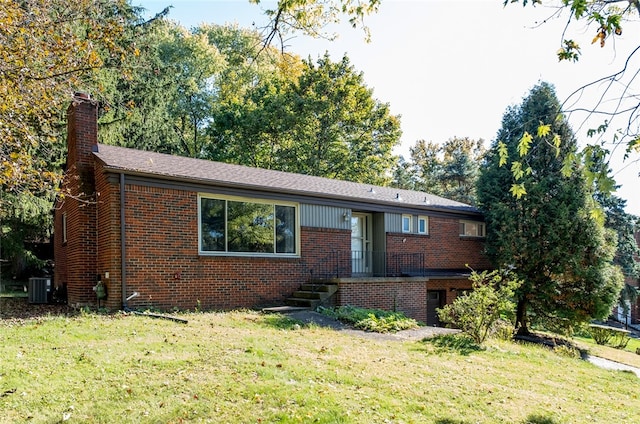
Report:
99,163,483,217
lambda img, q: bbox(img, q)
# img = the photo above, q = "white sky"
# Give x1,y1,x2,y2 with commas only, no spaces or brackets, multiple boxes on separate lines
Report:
136,0,640,215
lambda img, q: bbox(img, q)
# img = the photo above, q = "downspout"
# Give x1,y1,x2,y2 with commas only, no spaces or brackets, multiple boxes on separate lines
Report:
120,172,128,310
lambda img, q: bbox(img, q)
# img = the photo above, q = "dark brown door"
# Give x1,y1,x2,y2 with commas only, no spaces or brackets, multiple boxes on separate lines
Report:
426,290,446,326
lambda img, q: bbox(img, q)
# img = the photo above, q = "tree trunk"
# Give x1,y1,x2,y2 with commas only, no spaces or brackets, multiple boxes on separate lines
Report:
516,298,530,336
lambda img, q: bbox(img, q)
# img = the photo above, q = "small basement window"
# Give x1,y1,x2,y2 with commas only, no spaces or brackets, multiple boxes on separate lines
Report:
459,220,485,237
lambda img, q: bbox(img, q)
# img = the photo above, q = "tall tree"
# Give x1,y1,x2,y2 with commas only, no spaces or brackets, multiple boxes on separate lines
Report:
284,54,401,183
395,137,485,204
0,1,161,280
210,53,401,184
99,21,225,157
0,0,147,199
585,145,640,314
408,140,443,195
439,137,485,205
477,82,624,335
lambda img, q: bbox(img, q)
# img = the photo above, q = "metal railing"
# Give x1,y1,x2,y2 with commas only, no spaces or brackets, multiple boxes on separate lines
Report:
310,250,426,279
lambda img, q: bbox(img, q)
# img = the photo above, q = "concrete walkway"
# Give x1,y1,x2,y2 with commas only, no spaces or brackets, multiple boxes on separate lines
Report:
585,355,640,377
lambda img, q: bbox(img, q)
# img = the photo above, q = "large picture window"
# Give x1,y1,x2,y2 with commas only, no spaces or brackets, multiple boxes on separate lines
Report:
199,195,298,255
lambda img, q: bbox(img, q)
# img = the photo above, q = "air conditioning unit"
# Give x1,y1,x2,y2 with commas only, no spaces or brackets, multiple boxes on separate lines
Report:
28,278,51,304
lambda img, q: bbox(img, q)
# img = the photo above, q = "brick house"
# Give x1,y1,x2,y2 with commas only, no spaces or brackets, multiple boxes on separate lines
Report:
54,94,490,324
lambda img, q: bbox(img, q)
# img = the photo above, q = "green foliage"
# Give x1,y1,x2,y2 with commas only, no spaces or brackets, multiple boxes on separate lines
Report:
318,305,419,332
490,318,517,341
589,325,631,349
553,344,581,359
437,270,521,344
99,24,401,184
1,0,149,201
0,192,54,278
98,20,226,157
477,82,624,335
584,145,640,314
209,52,401,184
393,137,485,205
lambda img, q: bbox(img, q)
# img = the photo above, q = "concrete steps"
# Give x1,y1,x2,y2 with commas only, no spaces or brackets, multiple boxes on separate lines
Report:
284,282,338,309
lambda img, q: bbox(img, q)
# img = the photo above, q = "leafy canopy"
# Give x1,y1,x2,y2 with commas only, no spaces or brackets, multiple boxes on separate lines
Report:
0,0,147,199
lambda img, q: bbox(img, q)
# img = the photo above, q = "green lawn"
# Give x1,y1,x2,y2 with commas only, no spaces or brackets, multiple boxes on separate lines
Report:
1,310,639,423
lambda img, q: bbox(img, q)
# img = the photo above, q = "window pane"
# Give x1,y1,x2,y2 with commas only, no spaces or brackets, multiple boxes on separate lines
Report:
402,215,411,232
276,205,296,254
418,218,425,234
228,201,274,253
201,198,226,251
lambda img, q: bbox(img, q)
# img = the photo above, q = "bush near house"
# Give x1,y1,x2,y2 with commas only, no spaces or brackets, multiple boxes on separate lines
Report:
317,305,420,332
438,270,521,344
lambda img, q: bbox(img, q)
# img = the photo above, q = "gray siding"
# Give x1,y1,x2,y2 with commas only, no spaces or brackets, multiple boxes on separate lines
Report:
386,213,402,233
301,204,351,230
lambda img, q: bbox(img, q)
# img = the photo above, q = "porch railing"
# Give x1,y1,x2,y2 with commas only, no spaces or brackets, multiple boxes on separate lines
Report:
310,250,426,279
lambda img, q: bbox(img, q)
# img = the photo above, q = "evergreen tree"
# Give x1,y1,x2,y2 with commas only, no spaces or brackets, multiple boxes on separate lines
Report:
394,137,484,205
438,137,485,205
477,82,624,335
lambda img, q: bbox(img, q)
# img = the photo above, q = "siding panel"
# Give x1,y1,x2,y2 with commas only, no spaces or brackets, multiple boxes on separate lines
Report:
386,213,402,233
301,204,351,230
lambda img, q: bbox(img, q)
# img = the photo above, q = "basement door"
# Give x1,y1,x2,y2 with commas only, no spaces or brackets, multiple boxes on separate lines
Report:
351,213,372,275
426,290,446,326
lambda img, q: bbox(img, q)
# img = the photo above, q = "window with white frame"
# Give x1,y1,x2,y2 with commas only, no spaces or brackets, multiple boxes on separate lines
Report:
199,194,298,255
418,215,429,235
402,214,412,233
459,220,485,237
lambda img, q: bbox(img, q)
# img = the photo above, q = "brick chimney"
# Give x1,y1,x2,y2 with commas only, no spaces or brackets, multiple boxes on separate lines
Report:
66,92,98,173
54,93,100,307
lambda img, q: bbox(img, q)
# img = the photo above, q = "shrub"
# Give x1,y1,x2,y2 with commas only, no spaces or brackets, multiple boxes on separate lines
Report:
437,270,521,344
318,305,419,333
588,324,631,349
553,344,581,359
490,318,515,341
590,326,612,345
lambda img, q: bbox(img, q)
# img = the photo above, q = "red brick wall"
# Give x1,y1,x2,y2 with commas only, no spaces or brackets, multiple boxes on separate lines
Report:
386,216,490,270
301,228,351,278
95,164,123,309
54,96,99,306
97,181,351,311
337,278,472,322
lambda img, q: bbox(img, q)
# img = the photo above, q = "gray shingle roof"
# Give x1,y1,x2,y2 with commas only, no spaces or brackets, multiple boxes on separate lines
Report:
94,144,479,214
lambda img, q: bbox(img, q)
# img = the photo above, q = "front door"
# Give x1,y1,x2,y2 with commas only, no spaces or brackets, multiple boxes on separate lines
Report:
351,213,372,275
